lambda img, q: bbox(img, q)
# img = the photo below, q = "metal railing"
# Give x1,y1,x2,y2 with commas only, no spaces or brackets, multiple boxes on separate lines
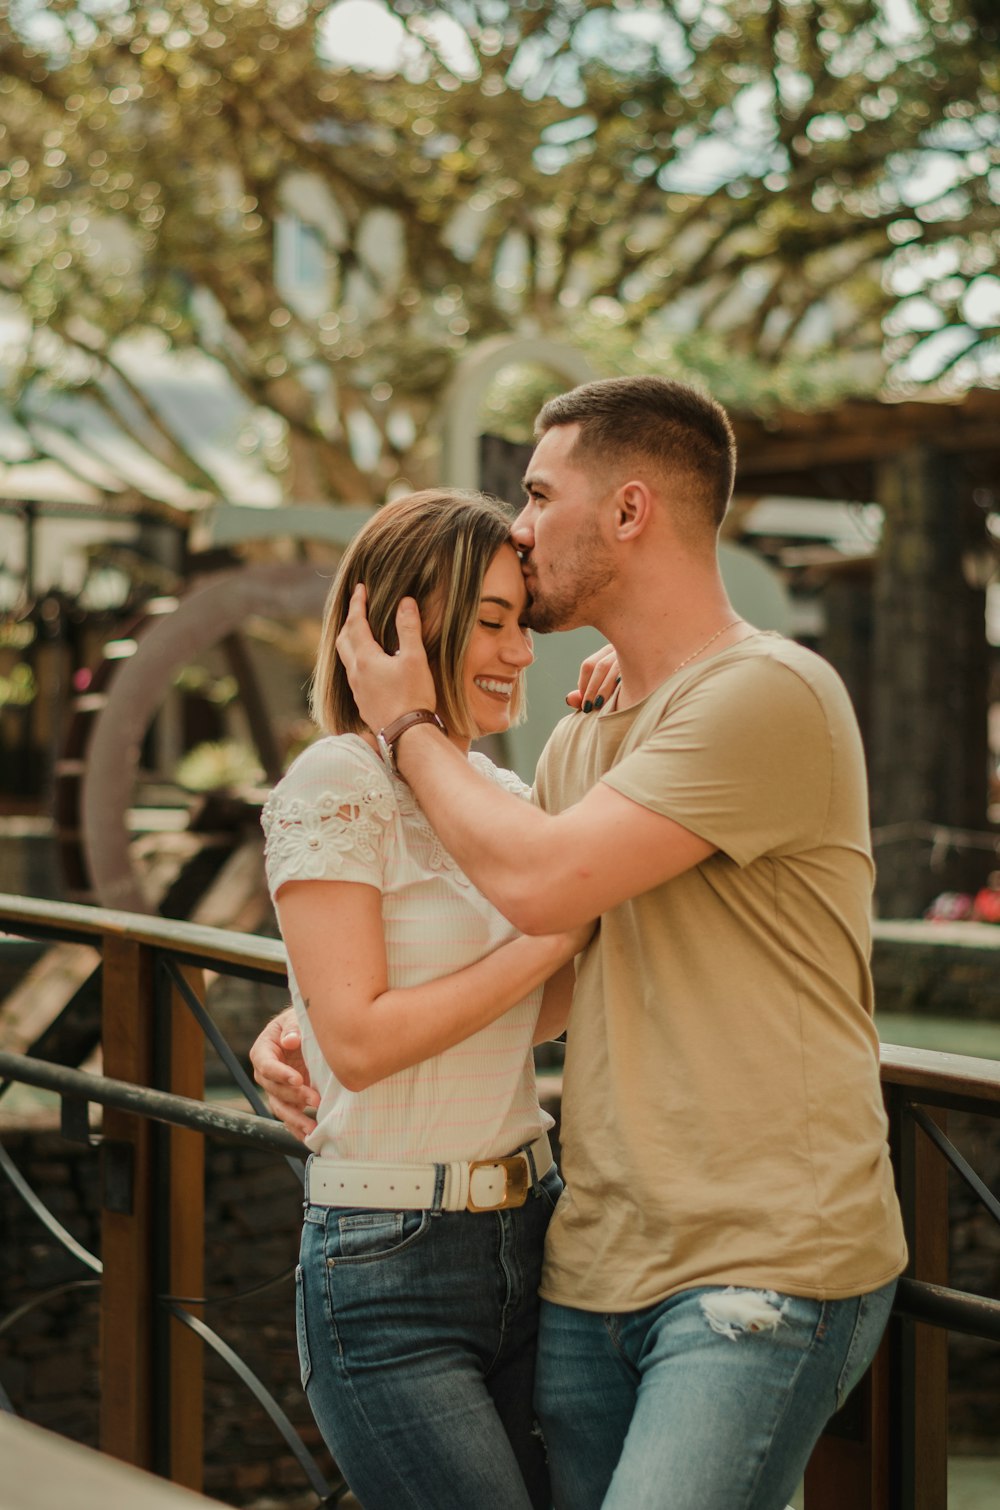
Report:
1,892,999,1509
0,893,345,1505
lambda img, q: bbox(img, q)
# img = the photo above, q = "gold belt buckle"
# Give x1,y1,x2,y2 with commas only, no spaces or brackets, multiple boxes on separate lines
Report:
466,1152,530,1212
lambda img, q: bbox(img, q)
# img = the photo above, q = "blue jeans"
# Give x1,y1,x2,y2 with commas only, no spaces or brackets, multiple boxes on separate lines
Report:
535,1278,897,1510
296,1161,562,1510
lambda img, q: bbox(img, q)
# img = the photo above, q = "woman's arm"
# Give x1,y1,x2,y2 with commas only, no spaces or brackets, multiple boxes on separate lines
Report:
276,878,589,1092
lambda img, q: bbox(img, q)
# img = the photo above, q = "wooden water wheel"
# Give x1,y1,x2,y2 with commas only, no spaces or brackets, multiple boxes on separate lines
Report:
54,562,331,918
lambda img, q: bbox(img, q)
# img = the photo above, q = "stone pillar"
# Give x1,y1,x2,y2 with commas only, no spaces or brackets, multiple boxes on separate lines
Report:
869,448,990,917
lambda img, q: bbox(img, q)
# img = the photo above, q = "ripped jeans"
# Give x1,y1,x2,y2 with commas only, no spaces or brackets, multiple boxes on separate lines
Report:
535,1278,897,1510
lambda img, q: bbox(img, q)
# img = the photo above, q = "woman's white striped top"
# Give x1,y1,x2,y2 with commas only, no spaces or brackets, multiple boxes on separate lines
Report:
261,735,551,1165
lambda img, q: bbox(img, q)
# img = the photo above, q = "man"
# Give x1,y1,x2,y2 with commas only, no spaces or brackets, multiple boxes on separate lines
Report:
254,376,906,1509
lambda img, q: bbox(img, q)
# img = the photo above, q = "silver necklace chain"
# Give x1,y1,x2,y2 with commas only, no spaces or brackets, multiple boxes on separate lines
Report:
672,618,744,676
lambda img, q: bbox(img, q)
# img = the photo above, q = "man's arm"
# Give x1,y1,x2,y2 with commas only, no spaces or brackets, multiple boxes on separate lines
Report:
336,589,714,934
378,729,712,933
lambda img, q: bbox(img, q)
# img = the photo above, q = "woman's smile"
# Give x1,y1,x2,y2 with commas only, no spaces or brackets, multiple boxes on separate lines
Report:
473,676,515,700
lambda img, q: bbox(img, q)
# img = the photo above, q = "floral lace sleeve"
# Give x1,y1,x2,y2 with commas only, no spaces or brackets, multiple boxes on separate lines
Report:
261,737,396,899
469,751,533,801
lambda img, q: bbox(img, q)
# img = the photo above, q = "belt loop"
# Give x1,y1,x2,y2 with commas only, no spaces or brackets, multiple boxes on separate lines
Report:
523,1140,540,1190
450,1160,471,1209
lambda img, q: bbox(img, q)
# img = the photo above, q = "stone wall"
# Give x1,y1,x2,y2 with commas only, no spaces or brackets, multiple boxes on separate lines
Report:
872,920,1000,1021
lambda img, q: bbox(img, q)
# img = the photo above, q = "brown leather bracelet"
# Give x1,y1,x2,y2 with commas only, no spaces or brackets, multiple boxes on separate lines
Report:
376,709,445,773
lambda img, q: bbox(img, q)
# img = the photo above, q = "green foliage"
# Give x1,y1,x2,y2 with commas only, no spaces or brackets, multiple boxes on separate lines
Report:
0,661,37,708
174,737,264,792
0,618,35,650
0,0,996,503
172,664,239,704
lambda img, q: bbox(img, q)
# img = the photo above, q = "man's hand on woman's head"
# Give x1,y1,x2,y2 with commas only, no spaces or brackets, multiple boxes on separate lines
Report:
336,585,438,734
249,1009,320,1142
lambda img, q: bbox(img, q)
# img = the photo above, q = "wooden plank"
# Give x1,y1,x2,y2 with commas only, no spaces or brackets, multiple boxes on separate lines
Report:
735,421,1000,475
731,391,1000,475
189,837,272,937
0,1414,227,1510
880,1043,1000,1105
0,940,100,1052
99,934,155,1469
167,964,206,1492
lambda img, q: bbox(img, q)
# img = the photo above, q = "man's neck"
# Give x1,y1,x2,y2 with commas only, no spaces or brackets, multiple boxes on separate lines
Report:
593,578,744,710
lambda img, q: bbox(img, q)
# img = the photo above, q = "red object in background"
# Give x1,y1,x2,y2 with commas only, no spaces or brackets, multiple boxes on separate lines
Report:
971,887,1000,924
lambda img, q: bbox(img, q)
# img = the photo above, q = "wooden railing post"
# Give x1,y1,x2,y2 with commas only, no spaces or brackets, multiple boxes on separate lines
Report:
891,1095,949,1510
803,1337,890,1509
99,934,155,1468
99,943,206,1487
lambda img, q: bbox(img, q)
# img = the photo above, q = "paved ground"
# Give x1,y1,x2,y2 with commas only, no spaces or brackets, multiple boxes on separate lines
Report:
340,1458,1000,1509
789,1456,999,1508
947,1457,1000,1508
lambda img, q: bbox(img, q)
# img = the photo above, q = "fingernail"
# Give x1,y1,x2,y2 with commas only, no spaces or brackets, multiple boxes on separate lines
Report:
594,695,604,709
614,675,621,685
583,700,593,714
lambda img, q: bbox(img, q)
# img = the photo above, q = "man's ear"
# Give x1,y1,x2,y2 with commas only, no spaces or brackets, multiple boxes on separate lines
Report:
613,481,653,540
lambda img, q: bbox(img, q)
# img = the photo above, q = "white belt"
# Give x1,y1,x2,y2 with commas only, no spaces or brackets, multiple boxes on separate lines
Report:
307,1131,553,1214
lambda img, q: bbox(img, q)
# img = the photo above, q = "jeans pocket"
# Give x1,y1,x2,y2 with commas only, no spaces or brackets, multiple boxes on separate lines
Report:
538,1165,564,1212
294,1264,312,1391
835,1280,896,1409
331,1207,431,1264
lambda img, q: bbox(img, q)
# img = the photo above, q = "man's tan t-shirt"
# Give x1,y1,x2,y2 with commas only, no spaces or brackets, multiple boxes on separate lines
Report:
536,633,907,1312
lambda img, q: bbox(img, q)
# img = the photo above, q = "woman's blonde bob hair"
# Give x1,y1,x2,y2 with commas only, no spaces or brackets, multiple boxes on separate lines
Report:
311,489,527,740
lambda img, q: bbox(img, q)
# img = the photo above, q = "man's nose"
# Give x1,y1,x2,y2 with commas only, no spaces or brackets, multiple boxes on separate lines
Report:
511,505,534,545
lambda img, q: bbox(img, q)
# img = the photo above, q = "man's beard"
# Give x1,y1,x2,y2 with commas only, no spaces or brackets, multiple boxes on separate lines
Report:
523,577,582,632
521,537,615,633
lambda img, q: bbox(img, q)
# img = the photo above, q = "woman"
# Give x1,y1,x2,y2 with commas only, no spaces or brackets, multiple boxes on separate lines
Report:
261,489,592,1510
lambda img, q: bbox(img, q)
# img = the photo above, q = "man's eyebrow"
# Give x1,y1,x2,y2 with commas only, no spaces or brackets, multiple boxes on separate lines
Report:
480,595,516,610
521,471,549,493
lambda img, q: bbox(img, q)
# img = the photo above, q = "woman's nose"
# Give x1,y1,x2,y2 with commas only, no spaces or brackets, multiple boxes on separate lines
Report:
502,629,534,668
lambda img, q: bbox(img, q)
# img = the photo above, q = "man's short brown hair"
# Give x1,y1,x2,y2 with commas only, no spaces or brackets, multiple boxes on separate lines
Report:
535,376,736,537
